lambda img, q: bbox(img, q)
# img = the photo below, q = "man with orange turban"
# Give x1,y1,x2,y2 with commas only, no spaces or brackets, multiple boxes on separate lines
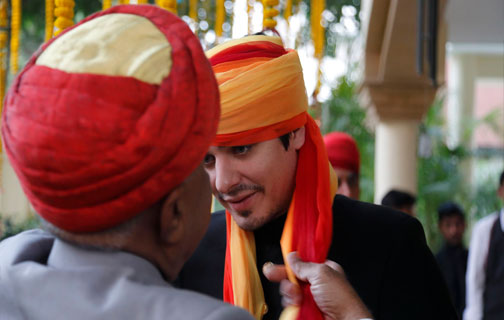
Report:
324,132,361,200
0,5,252,320
177,35,457,320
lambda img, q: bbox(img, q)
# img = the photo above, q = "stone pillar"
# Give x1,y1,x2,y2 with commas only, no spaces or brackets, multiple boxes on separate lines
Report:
362,82,437,203
375,120,420,203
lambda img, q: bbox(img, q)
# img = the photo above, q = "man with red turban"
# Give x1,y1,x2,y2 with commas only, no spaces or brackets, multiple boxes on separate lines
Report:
0,5,252,320
177,35,457,320
324,132,361,200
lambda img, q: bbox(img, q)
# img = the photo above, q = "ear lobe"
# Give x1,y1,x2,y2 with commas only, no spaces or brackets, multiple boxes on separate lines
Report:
159,186,185,245
291,126,306,151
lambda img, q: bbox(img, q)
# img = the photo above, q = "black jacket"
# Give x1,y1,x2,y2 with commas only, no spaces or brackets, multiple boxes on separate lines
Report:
177,195,457,320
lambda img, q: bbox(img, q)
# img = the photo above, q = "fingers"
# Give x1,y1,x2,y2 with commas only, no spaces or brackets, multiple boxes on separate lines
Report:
262,262,287,283
325,259,344,276
287,252,320,282
280,279,302,307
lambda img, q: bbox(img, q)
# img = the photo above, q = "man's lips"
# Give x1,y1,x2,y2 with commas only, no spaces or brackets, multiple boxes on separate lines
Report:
224,192,257,212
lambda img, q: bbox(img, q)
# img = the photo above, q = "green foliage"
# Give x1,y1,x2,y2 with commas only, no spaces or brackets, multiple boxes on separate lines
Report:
0,215,40,241
321,76,375,203
416,98,503,250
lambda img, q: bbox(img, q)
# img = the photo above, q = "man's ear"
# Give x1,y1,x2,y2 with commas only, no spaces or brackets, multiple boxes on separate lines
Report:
291,126,306,151
159,185,185,245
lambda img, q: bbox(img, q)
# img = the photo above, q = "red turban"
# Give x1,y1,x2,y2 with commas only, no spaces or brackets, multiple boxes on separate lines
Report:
323,132,360,174
1,5,219,233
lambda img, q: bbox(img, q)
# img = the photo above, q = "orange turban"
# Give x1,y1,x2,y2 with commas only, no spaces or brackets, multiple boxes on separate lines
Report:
1,5,219,232
324,132,360,174
207,36,337,320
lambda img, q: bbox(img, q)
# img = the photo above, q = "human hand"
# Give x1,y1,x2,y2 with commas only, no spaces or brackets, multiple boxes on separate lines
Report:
263,252,372,320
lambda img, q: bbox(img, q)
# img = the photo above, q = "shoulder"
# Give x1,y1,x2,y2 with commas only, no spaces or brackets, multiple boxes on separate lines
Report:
332,195,424,240
472,212,499,234
148,287,253,320
0,229,55,267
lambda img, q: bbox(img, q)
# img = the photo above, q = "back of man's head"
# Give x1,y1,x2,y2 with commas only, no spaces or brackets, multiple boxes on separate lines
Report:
1,5,219,274
381,189,416,216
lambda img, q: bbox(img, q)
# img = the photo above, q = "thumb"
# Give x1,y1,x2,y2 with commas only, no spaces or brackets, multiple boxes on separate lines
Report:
263,262,288,283
287,252,320,283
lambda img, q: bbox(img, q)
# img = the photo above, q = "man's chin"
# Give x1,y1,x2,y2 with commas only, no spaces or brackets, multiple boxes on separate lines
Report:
231,210,285,231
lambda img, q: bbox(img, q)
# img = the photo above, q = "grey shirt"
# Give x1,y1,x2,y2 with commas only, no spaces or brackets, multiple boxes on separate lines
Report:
0,229,252,320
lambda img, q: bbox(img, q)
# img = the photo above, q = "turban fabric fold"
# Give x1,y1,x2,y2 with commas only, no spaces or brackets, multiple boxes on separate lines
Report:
1,5,220,232
323,132,360,174
208,36,338,320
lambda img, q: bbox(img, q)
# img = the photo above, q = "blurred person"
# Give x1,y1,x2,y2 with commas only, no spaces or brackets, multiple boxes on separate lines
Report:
436,201,468,317
0,6,252,320
177,35,457,320
381,189,417,216
323,132,360,200
464,170,504,320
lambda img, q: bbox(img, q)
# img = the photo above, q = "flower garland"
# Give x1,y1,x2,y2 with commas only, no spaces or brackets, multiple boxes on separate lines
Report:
9,0,21,74
311,0,324,99
189,0,197,21
45,0,54,41
157,0,177,15
54,0,75,36
102,0,112,10
215,0,224,38
137,0,149,4
262,0,279,29
118,0,129,4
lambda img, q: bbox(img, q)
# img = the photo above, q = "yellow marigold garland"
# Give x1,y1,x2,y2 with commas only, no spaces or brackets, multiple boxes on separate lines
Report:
9,0,21,74
284,0,292,23
45,0,55,41
311,0,325,99
157,0,177,15
137,0,149,4
189,0,197,21
118,0,129,4
102,0,112,10
54,0,75,36
215,0,224,38
311,0,324,59
262,0,279,29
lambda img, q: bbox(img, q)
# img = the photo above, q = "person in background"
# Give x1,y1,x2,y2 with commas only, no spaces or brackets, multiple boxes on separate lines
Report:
464,170,504,320
323,132,360,200
381,189,417,216
436,201,468,318
0,5,251,320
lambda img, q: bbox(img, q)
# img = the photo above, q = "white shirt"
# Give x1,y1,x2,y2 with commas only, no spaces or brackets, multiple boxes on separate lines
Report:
463,209,504,320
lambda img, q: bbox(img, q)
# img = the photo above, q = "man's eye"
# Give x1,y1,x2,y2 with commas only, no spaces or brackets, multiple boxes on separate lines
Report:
231,145,252,155
204,154,215,165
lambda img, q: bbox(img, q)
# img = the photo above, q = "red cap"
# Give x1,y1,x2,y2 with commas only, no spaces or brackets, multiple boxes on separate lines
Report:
323,132,360,174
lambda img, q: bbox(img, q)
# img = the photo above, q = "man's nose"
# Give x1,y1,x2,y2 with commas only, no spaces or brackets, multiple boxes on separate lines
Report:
214,157,240,195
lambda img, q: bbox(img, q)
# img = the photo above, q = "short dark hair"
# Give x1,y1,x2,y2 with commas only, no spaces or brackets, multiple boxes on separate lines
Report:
500,170,504,187
437,201,465,222
279,133,290,150
381,190,416,209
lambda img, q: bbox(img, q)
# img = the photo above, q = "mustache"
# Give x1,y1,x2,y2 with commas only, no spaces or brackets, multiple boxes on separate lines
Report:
218,184,265,200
